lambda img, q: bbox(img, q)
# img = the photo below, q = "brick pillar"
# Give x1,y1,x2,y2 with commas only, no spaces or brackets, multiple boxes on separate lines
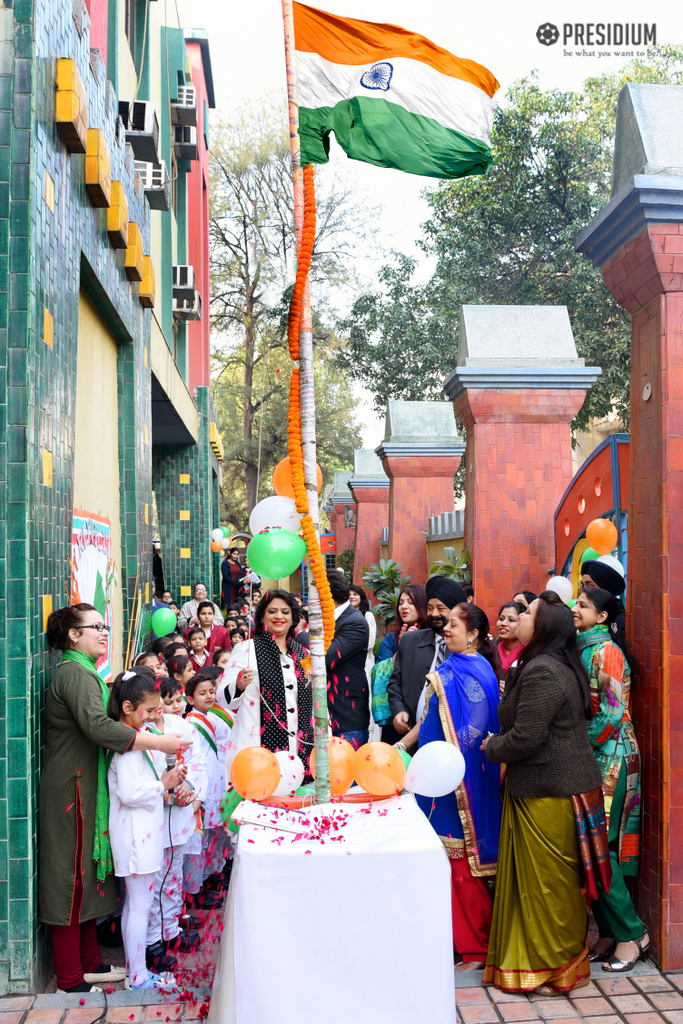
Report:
348,483,389,583
576,83,683,966
379,454,462,583
444,306,600,618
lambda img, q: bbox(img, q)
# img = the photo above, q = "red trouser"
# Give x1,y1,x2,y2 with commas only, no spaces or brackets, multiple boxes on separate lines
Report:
450,853,493,962
50,783,102,990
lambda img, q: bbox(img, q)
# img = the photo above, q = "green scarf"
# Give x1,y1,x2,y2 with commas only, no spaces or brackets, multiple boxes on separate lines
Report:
577,622,611,671
62,650,114,882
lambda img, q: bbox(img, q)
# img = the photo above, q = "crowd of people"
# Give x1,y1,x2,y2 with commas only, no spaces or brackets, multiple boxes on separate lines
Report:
37,545,647,997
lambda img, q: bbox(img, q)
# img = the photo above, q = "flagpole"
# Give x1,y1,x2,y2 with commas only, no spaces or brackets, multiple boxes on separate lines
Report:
281,0,331,804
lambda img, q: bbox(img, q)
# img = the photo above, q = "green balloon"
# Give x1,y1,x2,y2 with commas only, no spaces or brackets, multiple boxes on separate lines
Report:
219,788,244,834
247,528,306,579
222,526,231,538
567,598,577,609
397,748,412,770
151,607,177,638
295,784,316,797
581,547,600,564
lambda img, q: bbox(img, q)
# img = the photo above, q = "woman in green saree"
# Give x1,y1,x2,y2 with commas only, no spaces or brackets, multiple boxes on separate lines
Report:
573,587,648,972
482,593,603,994
40,604,190,993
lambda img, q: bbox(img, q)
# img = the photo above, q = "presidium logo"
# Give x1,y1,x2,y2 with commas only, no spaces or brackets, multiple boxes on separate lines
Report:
536,22,657,47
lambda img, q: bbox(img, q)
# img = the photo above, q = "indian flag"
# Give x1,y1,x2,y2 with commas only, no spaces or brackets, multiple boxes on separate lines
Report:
293,1,499,179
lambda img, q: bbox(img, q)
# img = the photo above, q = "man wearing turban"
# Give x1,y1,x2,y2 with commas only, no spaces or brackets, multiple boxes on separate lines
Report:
387,576,467,747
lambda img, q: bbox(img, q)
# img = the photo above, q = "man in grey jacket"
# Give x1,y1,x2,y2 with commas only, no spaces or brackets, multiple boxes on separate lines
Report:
387,576,467,741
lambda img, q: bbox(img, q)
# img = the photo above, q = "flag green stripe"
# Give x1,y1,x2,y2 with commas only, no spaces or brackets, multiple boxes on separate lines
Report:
299,96,491,179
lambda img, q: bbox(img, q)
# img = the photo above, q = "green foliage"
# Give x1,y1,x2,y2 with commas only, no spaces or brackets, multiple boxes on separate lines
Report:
336,47,683,431
335,548,354,578
361,558,412,629
429,546,472,584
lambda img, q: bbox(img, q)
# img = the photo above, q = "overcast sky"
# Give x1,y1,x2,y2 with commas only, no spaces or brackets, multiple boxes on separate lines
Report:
176,0,683,445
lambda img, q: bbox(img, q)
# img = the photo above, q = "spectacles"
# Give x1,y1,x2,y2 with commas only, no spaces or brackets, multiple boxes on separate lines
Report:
80,623,110,634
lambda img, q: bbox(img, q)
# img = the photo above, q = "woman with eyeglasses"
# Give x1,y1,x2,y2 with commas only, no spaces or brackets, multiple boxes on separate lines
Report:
39,603,191,994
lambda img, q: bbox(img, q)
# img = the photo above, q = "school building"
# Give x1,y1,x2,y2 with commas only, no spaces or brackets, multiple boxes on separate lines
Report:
0,0,223,990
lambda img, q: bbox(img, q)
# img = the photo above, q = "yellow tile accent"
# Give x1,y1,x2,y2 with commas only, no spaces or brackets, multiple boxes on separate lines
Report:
42,594,53,633
145,582,150,603
179,510,190,521
45,171,55,212
181,586,191,597
43,308,53,348
106,180,129,248
144,346,148,367
85,128,111,208
180,548,191,559
55,58,87,152
179,474,190,484
139,254,155,308
209,421,224,461
144,503,149,524
42,449,53,487
124,221,143,281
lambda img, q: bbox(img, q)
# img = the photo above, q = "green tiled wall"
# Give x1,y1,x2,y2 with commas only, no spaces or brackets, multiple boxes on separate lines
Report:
152,387,223,608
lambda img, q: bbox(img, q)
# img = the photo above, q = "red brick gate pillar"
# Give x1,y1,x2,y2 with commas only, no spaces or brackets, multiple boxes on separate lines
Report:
575,81,683,969
376,401,464,584
443,305,600,618
348,450,389,584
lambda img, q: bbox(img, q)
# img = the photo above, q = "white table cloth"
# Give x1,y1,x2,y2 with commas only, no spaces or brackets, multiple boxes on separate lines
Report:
208,794,456,1024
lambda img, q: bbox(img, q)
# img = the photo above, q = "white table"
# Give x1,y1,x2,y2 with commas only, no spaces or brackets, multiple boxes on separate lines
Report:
208,794,456,1024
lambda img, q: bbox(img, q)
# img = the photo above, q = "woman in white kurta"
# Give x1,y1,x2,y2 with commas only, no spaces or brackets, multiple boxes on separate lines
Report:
219,590,313,778
106,669,187,990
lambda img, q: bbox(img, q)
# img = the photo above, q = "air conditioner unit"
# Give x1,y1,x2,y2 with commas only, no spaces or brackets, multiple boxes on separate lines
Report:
172,291,202,321
173,124,198,161
119,100,159,162
134,160,170,211
172,265,196,300
171,84,197,127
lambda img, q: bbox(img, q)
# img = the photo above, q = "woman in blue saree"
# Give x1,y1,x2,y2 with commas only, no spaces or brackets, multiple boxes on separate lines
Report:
415,603,502,966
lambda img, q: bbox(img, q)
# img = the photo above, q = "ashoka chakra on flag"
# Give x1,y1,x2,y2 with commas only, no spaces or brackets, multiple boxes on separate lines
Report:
292,1,499,179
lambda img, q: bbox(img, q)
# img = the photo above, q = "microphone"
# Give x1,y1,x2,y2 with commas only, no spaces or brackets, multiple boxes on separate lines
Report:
165,752,177,803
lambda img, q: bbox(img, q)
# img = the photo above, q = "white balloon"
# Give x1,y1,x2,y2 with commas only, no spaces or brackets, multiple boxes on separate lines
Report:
404,741,466,798
597,554,625,577
546,575,574,603
249,495,302,536
222,538,231,550
272,751,305,797
211,528,223,543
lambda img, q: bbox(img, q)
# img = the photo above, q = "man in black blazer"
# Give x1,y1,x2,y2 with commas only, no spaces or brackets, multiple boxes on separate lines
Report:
325,570,370,747
387,576,467,744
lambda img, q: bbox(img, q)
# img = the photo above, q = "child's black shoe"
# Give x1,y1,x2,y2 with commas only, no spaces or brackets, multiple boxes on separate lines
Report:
146,940,177,973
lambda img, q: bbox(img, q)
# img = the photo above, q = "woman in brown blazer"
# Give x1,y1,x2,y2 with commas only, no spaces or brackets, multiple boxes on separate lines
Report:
482,592,603,995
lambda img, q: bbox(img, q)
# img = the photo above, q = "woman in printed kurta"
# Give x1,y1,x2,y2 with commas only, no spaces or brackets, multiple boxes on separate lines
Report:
573,587,649,972
41,604,190,993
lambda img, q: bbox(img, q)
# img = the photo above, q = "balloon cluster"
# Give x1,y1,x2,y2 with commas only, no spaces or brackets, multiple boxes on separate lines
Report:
547,517,621,606
228,737,467,803
210,526,231,554
243,457,322,580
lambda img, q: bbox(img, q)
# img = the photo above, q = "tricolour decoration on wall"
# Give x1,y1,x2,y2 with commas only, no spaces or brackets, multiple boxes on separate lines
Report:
69,509,118,681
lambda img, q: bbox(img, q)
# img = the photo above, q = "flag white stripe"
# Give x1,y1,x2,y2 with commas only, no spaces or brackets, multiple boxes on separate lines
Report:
295,51,496,146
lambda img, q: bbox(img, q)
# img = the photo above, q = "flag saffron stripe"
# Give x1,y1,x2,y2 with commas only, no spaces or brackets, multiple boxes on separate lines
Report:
293,0,499,96
296,51,495,146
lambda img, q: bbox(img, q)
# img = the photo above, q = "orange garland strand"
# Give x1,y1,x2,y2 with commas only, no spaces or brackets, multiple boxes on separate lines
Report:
287,166,336,649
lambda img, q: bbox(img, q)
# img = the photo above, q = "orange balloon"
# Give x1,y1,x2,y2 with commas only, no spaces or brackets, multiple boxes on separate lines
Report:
211,539,223,552
352,742,406,797
230,747,280,801
272,456,323,499
309,737,355,795
585,518,618,556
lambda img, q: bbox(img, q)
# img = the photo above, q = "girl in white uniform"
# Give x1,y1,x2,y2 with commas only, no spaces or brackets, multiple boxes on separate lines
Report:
107,668,188,990
145,678,208,969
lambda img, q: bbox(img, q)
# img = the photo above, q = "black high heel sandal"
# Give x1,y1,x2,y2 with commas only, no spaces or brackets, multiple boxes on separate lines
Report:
602,934,650,972
590,941,616,963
